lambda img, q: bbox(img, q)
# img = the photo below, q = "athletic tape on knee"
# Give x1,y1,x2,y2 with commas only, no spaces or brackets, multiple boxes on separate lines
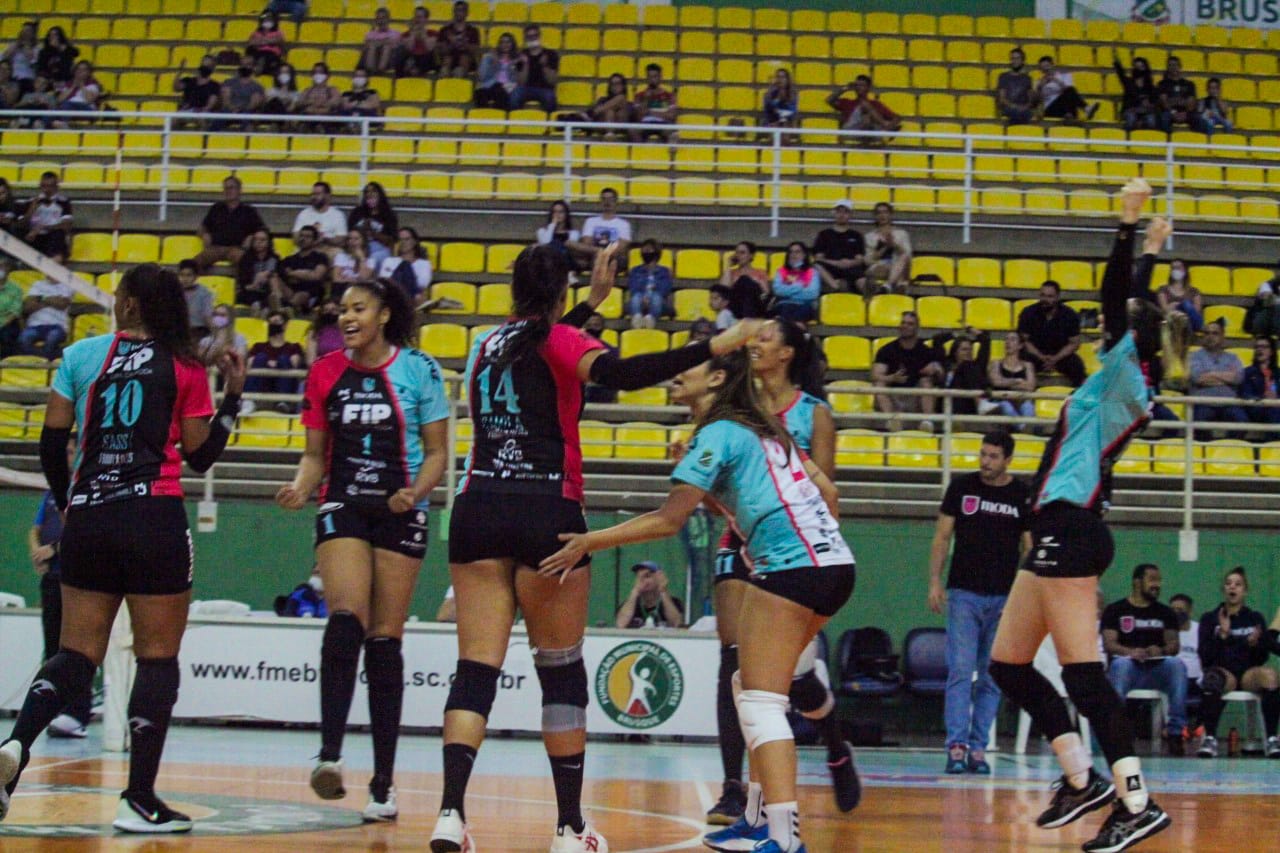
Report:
363,637,403,691
322,611,364,665
792,638,819,678
534,642,588,733
989,660,1075,742
735,689,793,751
444,659,501,719
790,670,835,720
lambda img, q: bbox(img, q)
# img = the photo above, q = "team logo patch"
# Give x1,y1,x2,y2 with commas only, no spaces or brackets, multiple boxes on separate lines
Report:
362,377,376,392
594,641,683,730
1120,616,1135,633
961,495,980,515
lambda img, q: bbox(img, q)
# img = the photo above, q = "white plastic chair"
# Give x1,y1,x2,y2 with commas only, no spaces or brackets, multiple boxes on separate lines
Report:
0,592,27,608
188,599,251,618
1125,688,1170,749
1222,690,1267,752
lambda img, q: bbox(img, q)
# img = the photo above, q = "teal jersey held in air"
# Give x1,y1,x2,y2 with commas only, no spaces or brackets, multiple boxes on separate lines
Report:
672,419,852,574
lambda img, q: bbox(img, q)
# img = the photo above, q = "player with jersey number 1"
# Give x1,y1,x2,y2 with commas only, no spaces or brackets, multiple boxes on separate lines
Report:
541,348,855,853
276,278,449,822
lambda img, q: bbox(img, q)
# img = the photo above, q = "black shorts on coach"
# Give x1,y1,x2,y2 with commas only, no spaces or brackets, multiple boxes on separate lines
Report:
60,497,193,596
315,501,430,560
1023,501,1115,579
748,563,856,618
448,491,590,569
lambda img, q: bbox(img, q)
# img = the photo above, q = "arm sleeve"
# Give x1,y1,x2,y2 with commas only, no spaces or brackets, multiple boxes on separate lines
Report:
976,332,991,371
559,301,594,328
670,422,730,492
40,426,72,512
1100,222,1138,349
588,340,714,391
1132,253,1157,301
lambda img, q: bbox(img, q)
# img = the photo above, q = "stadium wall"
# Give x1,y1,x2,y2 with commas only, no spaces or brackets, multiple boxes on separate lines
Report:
0,493,1275,656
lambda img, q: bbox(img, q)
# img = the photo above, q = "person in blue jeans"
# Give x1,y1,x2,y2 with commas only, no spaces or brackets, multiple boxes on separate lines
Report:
625,239,673,328
1100,564,1187,755
927,430,1031,774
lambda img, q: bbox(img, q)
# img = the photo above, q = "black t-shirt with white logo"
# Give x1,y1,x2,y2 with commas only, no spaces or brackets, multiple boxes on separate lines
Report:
940,472,1030,595
1101,599,1178,660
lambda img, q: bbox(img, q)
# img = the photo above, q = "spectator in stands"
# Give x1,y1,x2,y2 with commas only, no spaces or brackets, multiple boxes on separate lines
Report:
308,297,344,362
0,177,21,238
247,310,305,412
377,226,433,306
195,175,265,273
277,225,330,313
1017,280,1086,387
1241,335,1280,428
535,199,596,270
616,561,684,629
347,182,397,268
1035,55,1098,123
399,6,439,77
828,73,901,141
220,55,266,129
996,47,1036,125
709,285,734,331
331,230,377,293
688,317,715,343
198,303,249,368
1102,564,1188,755
359,7,400,75
2,22,39,93
812,199,867,295
23,171,72,259
935,328,990,416
174,55,221,124
14,73,56,127
872,310,944,428
1199,77,1233,135
178,259,215,340
864,201,913,294
580,187,632,261
1245,260,1280,338
761,68,799,134
263,62,299,121
584,73,634,132
514,24,558,112
719,240,769,319
266,0,309,24
1158,56,1207,134
1169,593,1202,708
632,63,677,141
236,228,280,312
626,238,673,328
34,26,77,84
437,0,481,78
1113,50,1162,132
0,60,20,110
771,241,821,323
296,62,343,129
246,10,287,77
1156,258,1204,332
988,332,1037,428
1189,318,1248,438
0,257,24,357
293,181,347,249
53,60,102,123
582,311,618,404
19,254,72,358
474,32,520,110
339,69,383,120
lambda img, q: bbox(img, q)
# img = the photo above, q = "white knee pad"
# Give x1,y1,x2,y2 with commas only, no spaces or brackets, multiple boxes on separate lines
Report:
735,688,793,751
792,637,819,678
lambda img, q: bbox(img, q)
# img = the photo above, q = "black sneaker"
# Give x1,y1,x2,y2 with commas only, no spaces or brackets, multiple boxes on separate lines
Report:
1036,769,1115,829
1081,799,1170,852
112,791,194,834
828,741,861,813
705,780,746,826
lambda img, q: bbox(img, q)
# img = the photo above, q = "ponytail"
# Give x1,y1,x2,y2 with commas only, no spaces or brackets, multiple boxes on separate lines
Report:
495,244,570,369
119,263,197,363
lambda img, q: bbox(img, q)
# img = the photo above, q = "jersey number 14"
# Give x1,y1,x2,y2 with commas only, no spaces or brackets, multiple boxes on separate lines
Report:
477,365,521,415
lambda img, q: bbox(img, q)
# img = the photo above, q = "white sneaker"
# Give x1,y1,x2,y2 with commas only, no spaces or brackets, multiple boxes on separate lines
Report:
630,314,643,329
47,714,88,738
1196,735,1218,758
239,398,257,416
0,740,25,822
309,759,346,800
550,821,609,852
362,785,398,822
1266,735,1280,759
430,808,477,852
643,314,656,329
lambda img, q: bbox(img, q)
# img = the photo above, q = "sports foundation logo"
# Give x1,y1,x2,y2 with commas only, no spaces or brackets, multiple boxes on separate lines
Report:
594,641,683,730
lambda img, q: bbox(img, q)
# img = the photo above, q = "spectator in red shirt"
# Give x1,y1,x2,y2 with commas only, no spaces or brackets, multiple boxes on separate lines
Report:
827,74,901,143
246,309,305,412
437,0,480,78
632,62,676,141
398,6,439,77
246,11,287,77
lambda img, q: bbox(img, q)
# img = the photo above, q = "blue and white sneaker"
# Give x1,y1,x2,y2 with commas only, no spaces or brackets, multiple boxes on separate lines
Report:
703,817,769,852
750,841,806,853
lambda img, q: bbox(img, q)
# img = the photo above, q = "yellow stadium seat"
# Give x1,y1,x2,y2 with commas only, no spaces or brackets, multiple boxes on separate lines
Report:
820,294,866,327
603,3,638,25
868,294,914,328
836,429,883,467
916,295,962,329
476,284,512,316
205,276,235,307
957,258,1002,289
161,235,204,265
438,242,485,274
620,329,669,358
1069,189,1113,216
615,422,668,460
1049,260,1095,292
887,432,938,469
427,282,476,315
1152,439,1204,475
1034,386,1072,421
1258,442,1280,477
673,289,712,321
675,249,720,281
979,187,1022,216
576,420,614,459
1233,267,1271,296
235,414,299,450
1004,259,1048,290
111,234,159,265
828,383,874,415
1113,440,1151,474
71,313,111,343
825,336,872,371
1204,440,1255,477
965,297,1013,331
946,42,983,65
419,323,468,360
911,256,955,286
486,244,523,274
617,387,668,407
0,356,53,389
1196,196,1238,221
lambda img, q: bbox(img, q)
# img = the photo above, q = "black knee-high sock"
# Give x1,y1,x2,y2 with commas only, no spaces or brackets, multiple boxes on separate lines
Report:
1261,689,1280,736
818,699,844,761
441,742,477,819
548,752,586,833
319,612,364,763
364,637,404,783
126,657,180,797
1062,662,1134,767
717,645,745,784
1200,691,1226,737
10,649,96,750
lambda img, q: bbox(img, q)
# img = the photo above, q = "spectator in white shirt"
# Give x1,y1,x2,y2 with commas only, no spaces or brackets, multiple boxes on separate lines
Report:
331,230,377,293
864,201,913,294
377,226,433,306
292,181,348,249
1035,55,1098,122
19,257,73,358
579,187,632,267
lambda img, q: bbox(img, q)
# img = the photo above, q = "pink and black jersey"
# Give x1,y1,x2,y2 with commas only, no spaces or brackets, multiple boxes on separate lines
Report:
458,320,604,502
301,347,449,509
53,332,213,509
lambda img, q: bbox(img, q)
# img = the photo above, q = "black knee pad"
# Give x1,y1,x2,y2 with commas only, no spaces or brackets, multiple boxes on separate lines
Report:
363,637,403,692
789,670,833,719
989,661,1031,701
1061,662,1121,721
444,659,501,719
534,642,588,733
1201,667,1228,695
990,660,1075,741
129,657,180,712
41,648,97,699
322,611,365,666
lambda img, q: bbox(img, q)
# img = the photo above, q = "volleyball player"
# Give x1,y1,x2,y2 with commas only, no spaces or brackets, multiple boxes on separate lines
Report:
705,318,858,830
276,279,448,821
988,179,1174,853
0,264,245,832
429,243,758,853
542,348,853,853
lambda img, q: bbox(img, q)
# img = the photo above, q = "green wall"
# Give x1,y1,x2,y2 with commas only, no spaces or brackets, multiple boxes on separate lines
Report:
2,492,1275,655
670,0,1036,14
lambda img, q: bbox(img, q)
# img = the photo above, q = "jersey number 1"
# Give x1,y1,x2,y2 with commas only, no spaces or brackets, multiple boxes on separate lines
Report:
101,379,144,429
477,365,521,415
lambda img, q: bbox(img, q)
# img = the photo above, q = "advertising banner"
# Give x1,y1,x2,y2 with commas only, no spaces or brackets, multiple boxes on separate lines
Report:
1041,0,1280,27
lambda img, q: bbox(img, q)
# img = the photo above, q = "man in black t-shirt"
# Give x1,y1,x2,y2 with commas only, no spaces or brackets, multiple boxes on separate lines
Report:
514,24,559,112
194,175,266,273
174,55,220,121
928,430,1030,774
1157,57,1208,133
1016,280,1087,387
615,562,683,629
872,310,943,426
813,200,867,295
1101,564,1187,753
277,226,331,313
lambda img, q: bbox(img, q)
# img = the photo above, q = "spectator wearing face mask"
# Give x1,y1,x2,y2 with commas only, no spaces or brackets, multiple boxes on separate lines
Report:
263,62,299,121
247,310,305,413
220,56,266,130
246,11,287,77
340,70,383,119
772,241,821,323
513,24,558,112
1241,335,1280,428
296,62,342,131
174,55,221,123
199,303,249,368
1156,259,1203,332
308,297,345,362
625,239,673,329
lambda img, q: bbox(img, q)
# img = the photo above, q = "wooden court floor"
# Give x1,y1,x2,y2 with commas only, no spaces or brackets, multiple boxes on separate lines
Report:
0,727,1276,851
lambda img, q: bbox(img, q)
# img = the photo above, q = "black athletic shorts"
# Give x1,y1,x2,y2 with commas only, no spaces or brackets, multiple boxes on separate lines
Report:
1023,502,1115,579
748,563,856,618
448,491,590,569
315,501,430,560
714,548,751,584
60,497,193,595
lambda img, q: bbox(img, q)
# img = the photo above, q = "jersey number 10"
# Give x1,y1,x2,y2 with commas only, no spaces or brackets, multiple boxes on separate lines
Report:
477,365,521,415
100,379,144,429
